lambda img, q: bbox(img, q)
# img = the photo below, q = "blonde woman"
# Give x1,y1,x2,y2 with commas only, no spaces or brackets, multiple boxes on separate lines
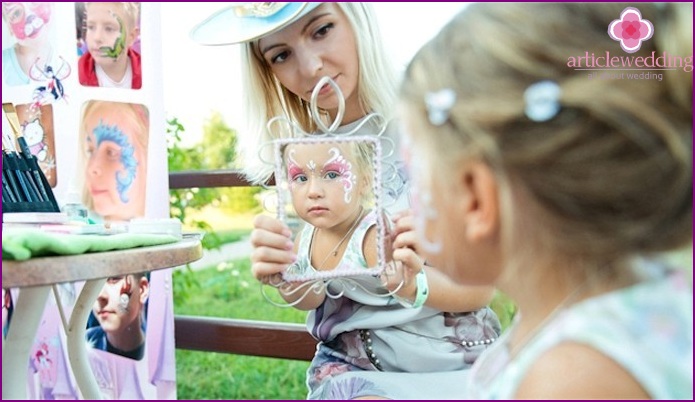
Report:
192,3,500,399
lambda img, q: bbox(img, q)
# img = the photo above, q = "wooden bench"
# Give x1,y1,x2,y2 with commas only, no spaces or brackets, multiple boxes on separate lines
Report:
170,170,315,361
174,315,316,361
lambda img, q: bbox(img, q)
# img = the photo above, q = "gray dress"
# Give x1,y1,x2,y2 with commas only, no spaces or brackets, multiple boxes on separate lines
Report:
297,211,501,399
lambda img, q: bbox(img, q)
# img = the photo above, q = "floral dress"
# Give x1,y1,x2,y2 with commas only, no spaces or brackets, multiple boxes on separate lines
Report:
467,260,693,399
295,210,501,399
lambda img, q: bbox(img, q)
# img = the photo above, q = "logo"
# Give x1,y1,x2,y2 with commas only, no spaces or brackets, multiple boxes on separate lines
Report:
608,7,654,54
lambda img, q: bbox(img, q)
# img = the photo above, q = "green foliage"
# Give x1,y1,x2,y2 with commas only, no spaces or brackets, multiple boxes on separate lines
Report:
166,116,261,228
167,118,220,228
174,258,309,399
175,351,309,400
490,291,517,331
201,112,237,169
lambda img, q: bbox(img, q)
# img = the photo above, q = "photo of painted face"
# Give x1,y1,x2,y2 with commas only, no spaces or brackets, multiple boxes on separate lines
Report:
1,2,55,86
86,273,149,361
76,2,142,89
79,100,149,222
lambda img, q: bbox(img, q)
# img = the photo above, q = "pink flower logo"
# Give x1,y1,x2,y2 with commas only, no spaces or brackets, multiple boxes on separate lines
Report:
608,7,654,54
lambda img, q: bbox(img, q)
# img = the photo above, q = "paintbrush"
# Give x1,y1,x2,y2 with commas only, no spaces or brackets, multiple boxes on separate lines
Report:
2,108,40,203
2,146,33,202
3,103,53,206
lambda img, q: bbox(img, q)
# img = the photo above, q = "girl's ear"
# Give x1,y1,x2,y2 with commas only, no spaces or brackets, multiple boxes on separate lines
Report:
454,161,499,243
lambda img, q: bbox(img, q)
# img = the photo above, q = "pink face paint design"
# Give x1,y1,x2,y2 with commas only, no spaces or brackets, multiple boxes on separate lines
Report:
287,164,304,182
3,2,51,40
286,149,307,192
325,148,356,204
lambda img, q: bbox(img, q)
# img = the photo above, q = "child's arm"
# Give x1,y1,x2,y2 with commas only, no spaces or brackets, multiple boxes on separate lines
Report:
362,225,379,267
278,230,326,311
390,211,496,312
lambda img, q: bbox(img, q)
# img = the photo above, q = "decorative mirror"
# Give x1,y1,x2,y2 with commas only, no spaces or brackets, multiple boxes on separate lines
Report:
259,77,405,306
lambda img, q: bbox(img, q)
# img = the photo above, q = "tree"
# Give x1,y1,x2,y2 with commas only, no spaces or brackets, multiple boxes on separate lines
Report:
201,111,237,169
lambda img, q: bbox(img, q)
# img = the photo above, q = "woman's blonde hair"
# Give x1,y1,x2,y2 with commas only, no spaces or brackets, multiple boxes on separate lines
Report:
401,3,692,278
239,2,397,184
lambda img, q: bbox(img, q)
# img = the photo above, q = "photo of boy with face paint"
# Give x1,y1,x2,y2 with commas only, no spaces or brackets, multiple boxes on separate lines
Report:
79,100,149,222
1,2,55,86
77,2,142,89
86,273,149,360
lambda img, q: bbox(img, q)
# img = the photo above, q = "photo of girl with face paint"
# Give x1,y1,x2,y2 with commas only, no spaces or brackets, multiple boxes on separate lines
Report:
86,273,149,360
77,2,142,89
1,2,56,86
79,100,149,223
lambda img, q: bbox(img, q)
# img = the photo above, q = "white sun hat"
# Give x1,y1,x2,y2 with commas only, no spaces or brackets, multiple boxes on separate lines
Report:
190,2,323,46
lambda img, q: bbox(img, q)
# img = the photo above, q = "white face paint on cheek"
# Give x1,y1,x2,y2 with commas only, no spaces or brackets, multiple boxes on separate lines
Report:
401,132,442,254
325,147,355,204
118,293,130,312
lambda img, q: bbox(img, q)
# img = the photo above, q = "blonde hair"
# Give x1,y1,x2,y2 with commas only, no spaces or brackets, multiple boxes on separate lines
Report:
401,3,692,278
85,2,140,31
239,2,397,184
79,100,149,211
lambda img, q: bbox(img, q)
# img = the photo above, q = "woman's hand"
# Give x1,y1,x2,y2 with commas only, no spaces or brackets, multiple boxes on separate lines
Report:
250,214,296,283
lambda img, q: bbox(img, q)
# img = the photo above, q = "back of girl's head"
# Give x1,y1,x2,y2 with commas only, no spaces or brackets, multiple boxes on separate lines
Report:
401,3,692,268
240,2,397,184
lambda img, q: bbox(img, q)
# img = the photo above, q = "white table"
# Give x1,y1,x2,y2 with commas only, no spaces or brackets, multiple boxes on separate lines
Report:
2,238,202,399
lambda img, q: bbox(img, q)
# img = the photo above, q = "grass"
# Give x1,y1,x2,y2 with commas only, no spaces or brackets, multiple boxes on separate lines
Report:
174,256,310,400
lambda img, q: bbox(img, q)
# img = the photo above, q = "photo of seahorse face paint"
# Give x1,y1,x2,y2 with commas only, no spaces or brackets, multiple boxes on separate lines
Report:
81,101,149,222
2,2,52,40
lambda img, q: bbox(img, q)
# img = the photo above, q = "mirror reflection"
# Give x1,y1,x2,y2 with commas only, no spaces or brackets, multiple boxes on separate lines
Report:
274,136,387,283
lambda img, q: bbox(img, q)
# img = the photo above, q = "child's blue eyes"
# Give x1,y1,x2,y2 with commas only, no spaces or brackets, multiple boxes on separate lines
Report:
290,171,341,183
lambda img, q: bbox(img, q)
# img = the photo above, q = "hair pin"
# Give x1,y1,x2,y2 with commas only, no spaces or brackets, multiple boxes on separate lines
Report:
425,88,456,126
524,81,561,122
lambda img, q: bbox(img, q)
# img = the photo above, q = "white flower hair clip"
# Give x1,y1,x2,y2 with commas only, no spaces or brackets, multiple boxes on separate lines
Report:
425,89,456,126
524,80,562,122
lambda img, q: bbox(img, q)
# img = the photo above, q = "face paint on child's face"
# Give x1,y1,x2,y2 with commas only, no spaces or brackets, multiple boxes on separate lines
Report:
85,4,127,61
285,143,361,229
93,275,140,333
98,12,126,59
287,147,356,204
3,2,51,40
325,147,356,204
91,120,138,203
401,130,442,255
117,276,133,313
